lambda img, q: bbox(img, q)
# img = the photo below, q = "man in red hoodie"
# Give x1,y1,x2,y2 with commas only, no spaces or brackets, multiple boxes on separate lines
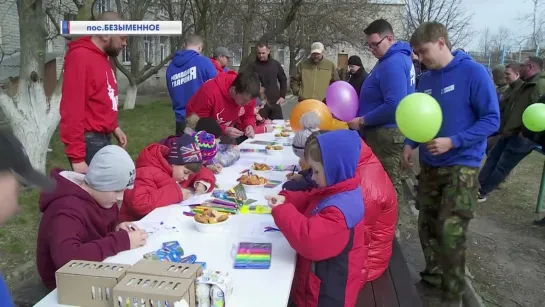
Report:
59,11,128,174
36,145,148,289
209,47,232,74
185,71,260,139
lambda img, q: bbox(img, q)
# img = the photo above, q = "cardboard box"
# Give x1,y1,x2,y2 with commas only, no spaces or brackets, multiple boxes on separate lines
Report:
112,274,193,307
56,260,130,307
126,259,202,305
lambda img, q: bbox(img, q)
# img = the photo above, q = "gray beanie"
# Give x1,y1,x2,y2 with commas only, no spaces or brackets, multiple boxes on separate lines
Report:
85,145,136,192
292,111,320,158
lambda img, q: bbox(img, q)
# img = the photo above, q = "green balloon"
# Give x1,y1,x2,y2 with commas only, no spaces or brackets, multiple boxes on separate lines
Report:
395,93,442,143
522,103,545,132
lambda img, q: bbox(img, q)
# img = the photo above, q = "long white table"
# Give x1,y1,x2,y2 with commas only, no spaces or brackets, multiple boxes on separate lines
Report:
34,120,298,307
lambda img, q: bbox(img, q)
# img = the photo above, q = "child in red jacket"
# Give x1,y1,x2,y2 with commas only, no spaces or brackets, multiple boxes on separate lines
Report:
36,145,148,289
266,130,366,307
120,134,216,221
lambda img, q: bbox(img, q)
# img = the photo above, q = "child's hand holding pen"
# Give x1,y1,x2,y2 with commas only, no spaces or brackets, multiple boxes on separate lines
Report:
116,222,140,232
265,195,285,208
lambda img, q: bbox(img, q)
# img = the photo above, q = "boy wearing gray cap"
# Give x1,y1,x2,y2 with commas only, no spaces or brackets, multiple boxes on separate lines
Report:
36,145,148,289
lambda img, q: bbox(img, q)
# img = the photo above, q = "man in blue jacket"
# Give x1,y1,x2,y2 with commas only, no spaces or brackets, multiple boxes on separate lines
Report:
0,129,56,306
166,34,218,135
402,22,499,307
347,18,415,204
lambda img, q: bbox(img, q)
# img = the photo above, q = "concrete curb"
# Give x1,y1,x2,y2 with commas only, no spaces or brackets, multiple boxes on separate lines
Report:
401,176,485,307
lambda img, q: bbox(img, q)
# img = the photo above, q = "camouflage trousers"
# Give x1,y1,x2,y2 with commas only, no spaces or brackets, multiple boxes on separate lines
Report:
364,127,405,205
416,163,478,300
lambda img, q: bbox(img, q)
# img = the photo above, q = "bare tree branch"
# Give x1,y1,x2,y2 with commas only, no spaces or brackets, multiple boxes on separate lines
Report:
402,0,475,48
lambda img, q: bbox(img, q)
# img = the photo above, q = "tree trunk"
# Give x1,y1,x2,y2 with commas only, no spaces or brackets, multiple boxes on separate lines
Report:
123,83,138,110
0,0,61,172
289,47,299,76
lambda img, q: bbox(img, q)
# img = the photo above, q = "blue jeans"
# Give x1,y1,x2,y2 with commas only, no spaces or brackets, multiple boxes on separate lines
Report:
478,135,537,195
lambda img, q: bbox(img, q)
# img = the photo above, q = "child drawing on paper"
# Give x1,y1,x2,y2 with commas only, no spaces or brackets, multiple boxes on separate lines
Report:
265,130,367,307
283,111,320,191
121,134,216,222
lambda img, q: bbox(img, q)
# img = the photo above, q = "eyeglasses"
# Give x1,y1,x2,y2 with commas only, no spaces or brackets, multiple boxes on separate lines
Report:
365,36,388,50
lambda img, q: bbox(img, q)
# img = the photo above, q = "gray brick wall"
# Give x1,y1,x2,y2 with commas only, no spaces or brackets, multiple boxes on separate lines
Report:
0,1,21,55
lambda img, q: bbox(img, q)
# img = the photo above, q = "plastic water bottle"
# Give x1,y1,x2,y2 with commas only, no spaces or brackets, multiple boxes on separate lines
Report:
196,283,211,307
210,285,225,307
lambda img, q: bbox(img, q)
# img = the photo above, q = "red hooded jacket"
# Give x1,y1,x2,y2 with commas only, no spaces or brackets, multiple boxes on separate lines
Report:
185,71,256,133
357,140,398,283
36,169,130,289
274,130,365,307
59,37,120,163
120,144,216,221
209,57,224,74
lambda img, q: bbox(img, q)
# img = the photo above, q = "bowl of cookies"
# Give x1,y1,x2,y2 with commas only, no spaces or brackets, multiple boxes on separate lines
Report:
265,145,284,156
274,131,291,139
282,128,293,133
193,209,230,233
251,162,272,174
238,174,268,193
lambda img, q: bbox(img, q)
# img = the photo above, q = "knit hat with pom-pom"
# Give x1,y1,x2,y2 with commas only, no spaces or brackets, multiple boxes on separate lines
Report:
192,131,218,162
292,111,320,158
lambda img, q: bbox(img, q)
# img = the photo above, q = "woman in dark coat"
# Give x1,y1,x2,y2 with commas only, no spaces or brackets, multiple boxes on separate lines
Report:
347,55,368,98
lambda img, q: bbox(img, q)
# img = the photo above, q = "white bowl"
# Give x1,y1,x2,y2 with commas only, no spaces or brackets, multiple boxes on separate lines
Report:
242,183,267,194
193,218,229,233
266,148,284,156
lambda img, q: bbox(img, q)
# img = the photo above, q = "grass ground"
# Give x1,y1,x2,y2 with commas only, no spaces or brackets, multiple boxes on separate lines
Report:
0,101,174,286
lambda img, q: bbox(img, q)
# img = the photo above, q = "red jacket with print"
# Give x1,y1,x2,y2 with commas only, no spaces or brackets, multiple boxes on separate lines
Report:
120,144,215,221
185,71,256,133
59,37,119,163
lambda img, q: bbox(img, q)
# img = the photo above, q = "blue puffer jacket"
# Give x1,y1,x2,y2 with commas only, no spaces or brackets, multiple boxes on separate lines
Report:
282,168,316,191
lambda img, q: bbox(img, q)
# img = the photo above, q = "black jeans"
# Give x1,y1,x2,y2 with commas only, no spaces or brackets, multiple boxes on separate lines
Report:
479,134,537,195
175,118,187,136
83,132,111,165
259,103,284,120
236,136,248,145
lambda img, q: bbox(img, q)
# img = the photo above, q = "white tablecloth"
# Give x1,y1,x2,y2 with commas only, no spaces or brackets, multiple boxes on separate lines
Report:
34,120,298,307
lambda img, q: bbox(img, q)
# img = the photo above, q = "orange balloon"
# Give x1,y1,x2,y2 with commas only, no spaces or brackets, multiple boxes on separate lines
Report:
290,99,333,131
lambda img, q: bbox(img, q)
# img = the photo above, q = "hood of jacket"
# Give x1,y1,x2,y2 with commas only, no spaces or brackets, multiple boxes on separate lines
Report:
316,130,361,186
172,50,200,67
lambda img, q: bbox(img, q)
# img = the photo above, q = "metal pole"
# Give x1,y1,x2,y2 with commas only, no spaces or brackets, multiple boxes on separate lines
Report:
536,152,545,213
500,46,505,64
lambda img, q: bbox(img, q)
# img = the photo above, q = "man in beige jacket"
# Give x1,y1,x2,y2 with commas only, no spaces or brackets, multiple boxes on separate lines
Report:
290,42,339,102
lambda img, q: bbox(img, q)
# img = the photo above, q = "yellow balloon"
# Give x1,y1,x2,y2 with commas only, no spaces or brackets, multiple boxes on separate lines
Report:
329,118,349,130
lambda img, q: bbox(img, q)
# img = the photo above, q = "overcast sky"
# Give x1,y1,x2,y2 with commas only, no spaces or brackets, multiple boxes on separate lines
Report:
463,0,536,50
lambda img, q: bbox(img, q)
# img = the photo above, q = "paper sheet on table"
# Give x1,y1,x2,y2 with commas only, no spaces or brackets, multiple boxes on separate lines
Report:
133,213,186,235
133,220,163,234
176,193,212,206
232,221,283,239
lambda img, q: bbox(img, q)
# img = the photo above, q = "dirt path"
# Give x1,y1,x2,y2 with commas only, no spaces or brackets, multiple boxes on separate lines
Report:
405,149,545,306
